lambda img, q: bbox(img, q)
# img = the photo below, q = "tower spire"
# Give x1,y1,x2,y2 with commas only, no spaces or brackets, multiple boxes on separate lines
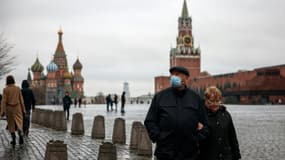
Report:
55,27,65,56
58,26,63,41
53,27,68,72
181,0,189,18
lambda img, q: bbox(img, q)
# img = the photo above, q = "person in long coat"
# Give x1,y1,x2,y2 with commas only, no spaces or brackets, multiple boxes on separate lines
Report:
144,66,209,160
21,80,36,136
62,91,72,120
74,98,77,107
0,75,26,147
105,94,111,112
199,86,241,160
114,94,118,111
0,94,2,113
121,92,126,113
78,98,82,108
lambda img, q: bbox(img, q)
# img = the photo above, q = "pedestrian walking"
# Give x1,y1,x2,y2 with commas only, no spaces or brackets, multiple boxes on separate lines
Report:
121,91,126,113
74,98,77,107
78,97,82,108
110,95,113,111
0,94,2,113
144,66,209,160
0,75,26,147
21,80,36,136
114,94,118,111
106,94,111,112
198,86,241,160
62,91,72,120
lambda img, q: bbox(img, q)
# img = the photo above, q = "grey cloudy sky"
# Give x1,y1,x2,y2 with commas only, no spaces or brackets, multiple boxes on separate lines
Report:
0,0,285,96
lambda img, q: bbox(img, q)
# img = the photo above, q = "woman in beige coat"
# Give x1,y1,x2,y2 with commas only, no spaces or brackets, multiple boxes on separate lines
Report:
0,75,26,147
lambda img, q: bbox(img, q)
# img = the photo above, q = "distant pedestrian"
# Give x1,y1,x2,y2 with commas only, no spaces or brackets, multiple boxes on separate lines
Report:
198,86,241,160
62,91,72,120
106,94,111,111
121,91,126,113
0,94,2,113
110,95,114,111
74,98,77,107
78,98,82,108
114,94,118,111
0,75,26,147
21,80,36,136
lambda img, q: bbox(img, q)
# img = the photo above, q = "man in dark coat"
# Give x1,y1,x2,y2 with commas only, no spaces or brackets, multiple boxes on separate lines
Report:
114,94,118,111
21,80,36,136
144,66,209,160
62,91,72,120
121,91,126,113
74,98,77,107
78,98,82,108
0,94,2,113
110,95,114,111
106,94,111,112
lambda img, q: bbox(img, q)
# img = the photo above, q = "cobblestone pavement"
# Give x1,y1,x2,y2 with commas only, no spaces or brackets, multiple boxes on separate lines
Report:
229,105,285,160
0,121,153,160
1,104,285,160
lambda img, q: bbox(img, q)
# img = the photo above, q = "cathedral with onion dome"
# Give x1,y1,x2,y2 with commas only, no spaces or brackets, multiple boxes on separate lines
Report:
28,29,84,105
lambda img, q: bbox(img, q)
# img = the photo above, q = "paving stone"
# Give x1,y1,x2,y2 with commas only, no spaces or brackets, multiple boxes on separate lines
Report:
1,105,285,160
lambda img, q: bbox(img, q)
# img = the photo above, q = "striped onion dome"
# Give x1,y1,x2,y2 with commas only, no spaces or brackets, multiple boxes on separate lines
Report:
46,60,58,72
31,57,44,72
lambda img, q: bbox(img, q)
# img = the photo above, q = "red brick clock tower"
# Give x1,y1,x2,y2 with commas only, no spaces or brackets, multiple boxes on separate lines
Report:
170,0,201,79
155,0,201,93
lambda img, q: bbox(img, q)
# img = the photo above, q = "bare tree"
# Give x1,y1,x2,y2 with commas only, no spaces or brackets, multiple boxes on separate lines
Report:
0,33,15,80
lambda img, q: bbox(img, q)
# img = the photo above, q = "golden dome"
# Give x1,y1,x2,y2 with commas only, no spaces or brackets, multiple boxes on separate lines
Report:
63,70,72,79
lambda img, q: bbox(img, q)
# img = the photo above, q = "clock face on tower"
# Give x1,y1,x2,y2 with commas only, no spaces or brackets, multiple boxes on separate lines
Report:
183,35,192,47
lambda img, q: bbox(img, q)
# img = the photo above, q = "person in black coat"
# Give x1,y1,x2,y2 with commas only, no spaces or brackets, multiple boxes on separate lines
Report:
106,94,111,112
62,91,72,120
21,80,36,136
144,66,209,160
74,98,77,107
121,92,126,113
0,94,2,113
199,86,241,160
78,98,82,108
114,94,118,111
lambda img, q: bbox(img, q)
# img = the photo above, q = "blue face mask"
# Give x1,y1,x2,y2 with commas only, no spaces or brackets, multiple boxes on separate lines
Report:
170,75,182,87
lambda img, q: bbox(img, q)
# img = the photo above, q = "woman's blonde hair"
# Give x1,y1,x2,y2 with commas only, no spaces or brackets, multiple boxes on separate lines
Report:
204,86,222,106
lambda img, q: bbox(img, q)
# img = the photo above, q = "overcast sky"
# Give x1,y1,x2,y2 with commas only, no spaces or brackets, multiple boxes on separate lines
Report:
0,0,285,97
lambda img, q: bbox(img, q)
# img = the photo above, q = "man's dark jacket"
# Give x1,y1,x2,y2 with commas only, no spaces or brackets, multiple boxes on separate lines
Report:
0,94,2,112
144,87,209,160
63,96,72,110
198,105,241,160
21,88,36,113
121,94,126,104
0,94,2,107
21,80,36,113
